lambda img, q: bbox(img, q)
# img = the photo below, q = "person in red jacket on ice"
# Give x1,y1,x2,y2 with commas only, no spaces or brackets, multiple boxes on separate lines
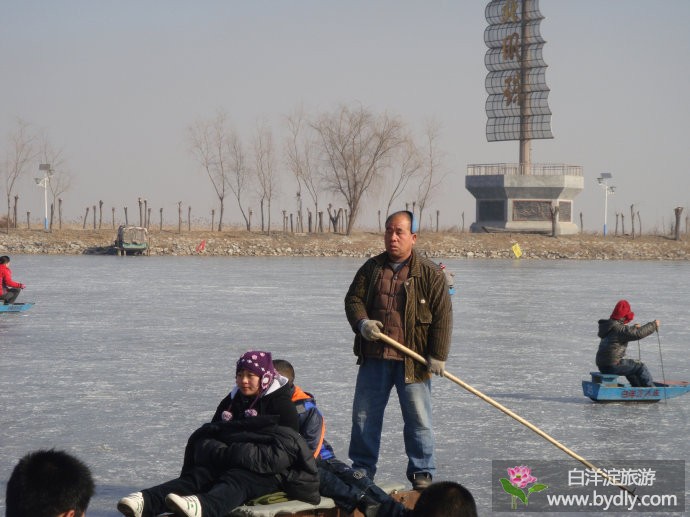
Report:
0,256,26,305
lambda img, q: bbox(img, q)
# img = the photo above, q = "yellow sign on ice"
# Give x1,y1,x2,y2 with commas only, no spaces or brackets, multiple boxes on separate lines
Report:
511,242,522,258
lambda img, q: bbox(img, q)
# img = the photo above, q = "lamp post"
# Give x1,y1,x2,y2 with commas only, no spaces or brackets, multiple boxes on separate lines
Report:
596,173,615,236
35,164,54,231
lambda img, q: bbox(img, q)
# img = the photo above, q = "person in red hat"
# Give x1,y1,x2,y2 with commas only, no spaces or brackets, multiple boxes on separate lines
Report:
595,300,660,387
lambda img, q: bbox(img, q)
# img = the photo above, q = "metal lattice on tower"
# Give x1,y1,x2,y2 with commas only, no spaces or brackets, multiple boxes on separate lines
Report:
484,0,553,143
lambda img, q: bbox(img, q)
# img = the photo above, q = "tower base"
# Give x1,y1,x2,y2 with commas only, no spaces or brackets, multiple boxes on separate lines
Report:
465,164,584,235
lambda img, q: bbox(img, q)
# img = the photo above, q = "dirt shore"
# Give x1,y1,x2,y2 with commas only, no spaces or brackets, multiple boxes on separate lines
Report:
1,227,689,260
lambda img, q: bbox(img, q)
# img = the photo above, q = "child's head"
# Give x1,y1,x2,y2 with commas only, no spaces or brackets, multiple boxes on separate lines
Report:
273,359,295,383
235,351,277,397
413,481,477,517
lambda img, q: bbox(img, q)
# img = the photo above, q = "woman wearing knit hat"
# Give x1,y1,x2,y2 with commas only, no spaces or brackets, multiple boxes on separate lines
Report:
596,300,660,387
117,350,318,517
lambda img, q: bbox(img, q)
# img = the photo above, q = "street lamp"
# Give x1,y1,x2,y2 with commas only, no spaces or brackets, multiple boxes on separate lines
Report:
596,173,615,236
35,164,54,231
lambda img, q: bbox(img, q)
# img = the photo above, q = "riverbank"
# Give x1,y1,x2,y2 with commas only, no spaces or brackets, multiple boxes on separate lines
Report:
1,227,689,259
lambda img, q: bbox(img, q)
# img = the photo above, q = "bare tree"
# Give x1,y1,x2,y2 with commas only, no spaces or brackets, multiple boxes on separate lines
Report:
383,136,421,219
285,107,320,232
3,119,37,233
189,111,231,231
416,119,446,233
550,203,560,237
674,207,684,241
228,131,252,230
630,204,635,239
253,122,278,233
38,131,72,230
311,103,405,234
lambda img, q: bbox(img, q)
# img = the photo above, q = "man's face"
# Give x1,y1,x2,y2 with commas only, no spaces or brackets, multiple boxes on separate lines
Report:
385,214,417,262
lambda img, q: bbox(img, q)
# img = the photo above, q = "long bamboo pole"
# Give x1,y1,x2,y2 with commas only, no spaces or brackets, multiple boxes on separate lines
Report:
376,333,635,496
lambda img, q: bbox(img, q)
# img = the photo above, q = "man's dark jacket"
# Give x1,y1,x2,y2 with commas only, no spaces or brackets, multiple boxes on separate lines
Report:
345,250,452,383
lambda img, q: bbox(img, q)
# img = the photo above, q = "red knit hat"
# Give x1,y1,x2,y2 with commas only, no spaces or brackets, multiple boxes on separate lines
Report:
610,300,634,324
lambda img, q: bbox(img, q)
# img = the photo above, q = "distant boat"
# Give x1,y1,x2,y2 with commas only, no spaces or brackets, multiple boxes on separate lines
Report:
582,372,690,402
114,225,149,256
0,302,34,313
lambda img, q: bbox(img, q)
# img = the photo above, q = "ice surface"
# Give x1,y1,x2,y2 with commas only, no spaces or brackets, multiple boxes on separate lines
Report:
1,256,688,515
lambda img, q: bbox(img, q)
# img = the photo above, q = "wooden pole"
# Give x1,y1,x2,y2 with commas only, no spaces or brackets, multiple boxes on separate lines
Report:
376,332,635,496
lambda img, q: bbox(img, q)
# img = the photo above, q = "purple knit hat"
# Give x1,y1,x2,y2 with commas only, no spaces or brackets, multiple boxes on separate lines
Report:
236,350,277,391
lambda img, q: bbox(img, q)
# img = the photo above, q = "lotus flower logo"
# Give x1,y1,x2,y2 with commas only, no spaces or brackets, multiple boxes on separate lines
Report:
500,465,548,509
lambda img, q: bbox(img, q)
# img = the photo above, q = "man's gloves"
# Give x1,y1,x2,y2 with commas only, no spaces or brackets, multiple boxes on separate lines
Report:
359,319,383,341
19,283,26,289
427,357,446,376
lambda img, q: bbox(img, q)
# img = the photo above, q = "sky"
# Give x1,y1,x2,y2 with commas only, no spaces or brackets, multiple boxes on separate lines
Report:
2,1,690,232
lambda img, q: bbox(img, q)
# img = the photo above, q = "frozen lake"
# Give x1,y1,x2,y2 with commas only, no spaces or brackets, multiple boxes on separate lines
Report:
1,255,688,515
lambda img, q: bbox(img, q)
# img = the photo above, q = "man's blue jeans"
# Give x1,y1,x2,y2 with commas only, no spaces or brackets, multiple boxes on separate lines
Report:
600,358,654,387
349,358,435,481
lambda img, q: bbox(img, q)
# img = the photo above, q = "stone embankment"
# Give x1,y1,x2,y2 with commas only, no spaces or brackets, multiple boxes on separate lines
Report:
0,228,689,260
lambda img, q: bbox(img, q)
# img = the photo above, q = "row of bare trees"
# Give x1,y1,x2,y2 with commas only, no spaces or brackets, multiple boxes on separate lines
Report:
188,102,445,235
1,118,72,233
3,104,441,236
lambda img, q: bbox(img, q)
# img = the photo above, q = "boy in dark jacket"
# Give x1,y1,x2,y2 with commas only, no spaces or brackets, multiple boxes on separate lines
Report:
117,351,319,517
596,300,660,387
274,359,409,517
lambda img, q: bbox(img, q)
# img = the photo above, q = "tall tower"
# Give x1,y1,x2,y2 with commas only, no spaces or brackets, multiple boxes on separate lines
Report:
466,0,584,234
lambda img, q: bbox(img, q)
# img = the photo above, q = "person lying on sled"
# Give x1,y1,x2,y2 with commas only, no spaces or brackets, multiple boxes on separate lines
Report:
274,359,410,517
596,299,660,387
117,350,319,517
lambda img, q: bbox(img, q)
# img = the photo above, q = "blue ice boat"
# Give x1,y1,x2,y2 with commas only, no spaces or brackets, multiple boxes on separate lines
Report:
582,372,690,402
0,302,35,313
